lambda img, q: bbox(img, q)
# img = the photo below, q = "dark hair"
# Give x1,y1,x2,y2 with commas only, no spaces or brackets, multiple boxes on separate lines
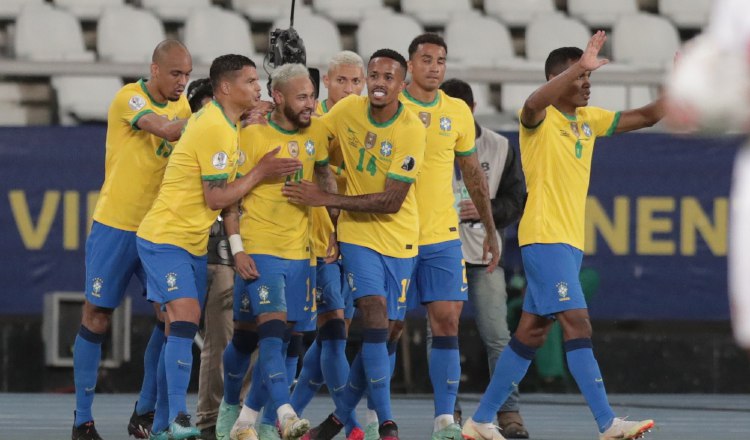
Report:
368,48,407,75
187,78,213,112
439,78,474,108
544,47,583,80
209,54,256,91
408,32,448,58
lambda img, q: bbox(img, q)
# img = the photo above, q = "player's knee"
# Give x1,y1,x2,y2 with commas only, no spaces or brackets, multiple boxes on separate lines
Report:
82,303,113,334
388,320,404,342
357,296,388,328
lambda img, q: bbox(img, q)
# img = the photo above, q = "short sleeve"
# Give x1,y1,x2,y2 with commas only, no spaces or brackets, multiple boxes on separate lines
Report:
589,107,620,137
386,119,426,184
454,101,477,156
237,126,258,176
314,129,329,166
517,108,545,132
112,89,154,130
199,124,236,181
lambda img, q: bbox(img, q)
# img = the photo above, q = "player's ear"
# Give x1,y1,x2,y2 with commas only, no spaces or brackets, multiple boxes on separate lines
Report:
272,89,283,106
221,80,230,96
322,74,330,88
407,59,413,74
150,62,158,80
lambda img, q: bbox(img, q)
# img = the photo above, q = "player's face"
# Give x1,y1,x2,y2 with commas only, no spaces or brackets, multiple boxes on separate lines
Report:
154,48,192,102
408,43,447,91
560,59,592,108
231,66,262,111
281,76,316,128
323,64,365,105
366,57,405,109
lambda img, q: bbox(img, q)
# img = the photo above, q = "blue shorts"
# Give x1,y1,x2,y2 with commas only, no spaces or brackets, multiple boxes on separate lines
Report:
407,239,467,310
293,260,318,332
136,237,207,307
339,243,415,321
85,221,147,309
521,243,587,317
233,255,315,328
315,259,355,320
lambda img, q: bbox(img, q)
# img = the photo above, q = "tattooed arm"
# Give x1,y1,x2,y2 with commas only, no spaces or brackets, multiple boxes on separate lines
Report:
314,163,340,222
457,152,500,271
282,177,411,214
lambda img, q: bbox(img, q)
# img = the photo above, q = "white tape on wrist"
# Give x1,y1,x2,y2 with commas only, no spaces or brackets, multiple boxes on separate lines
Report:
228,234,244,256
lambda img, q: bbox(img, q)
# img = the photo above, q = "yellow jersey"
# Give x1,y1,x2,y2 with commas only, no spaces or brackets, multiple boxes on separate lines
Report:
518,105,620,250
137,100,240,256
93,79,191,231
401,89,476,245
320,95,426,258
238,117,330,260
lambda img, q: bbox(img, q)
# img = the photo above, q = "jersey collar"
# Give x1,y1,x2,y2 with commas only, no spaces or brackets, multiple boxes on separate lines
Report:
212,100,238,130
367,101,403,128
402,88,440,108
139,79,167,109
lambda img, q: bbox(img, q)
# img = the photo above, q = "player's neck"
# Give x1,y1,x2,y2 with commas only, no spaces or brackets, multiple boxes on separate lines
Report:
144,79,167,105
269,110,298,132
369,100,401,124
553,100,578,118
405,83,437,105
214,97,244,126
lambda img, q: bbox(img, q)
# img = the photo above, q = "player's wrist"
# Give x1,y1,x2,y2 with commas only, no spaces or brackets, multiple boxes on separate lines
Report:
228,234,245,256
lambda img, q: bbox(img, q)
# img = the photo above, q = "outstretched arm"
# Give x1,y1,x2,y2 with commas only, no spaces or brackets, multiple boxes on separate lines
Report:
615,96,665,133
136,113,187,142
282,177,411,215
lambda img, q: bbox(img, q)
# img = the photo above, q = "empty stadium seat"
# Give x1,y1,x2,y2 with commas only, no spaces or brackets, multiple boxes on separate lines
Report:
232,0,312,23
141,0,211,23
484,0,556,28
51,76,123,125
468,81,498,116
401,0,474,27
500,83,538,115
14,3,94,61
525,14,590,62
612,13,680,67
445,15,526,68
272,12,341,66
568,0,638,28
313,0,390,25
97,6,165,63
659,0,713,29
356,12,423,60
0,103,29,126
183,6,260,65
0,0,43,21
54,0,124,21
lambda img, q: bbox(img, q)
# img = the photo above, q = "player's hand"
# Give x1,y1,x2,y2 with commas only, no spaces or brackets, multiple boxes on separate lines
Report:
254,146,302,180
579,30,609,72
281,180,330,207
234,252,260,280
458,200,480,221
241,100,274,127
482,233,500,273
324,232,339,264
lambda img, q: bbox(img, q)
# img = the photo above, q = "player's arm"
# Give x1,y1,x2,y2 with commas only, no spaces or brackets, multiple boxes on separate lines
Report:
613,96,666,133
314,163,340,223
221,203,259,280
136,113,187,142
203,146,302,210
282,177,411,214
457,152,500,272
520,31,609,128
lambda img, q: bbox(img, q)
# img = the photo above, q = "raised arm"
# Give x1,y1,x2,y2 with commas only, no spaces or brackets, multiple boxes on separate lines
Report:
457,152,500,271
282,177,411,215
136,113,188,142
614,96,666,133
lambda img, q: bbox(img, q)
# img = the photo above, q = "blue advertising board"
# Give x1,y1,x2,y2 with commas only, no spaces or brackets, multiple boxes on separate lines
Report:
0,127,742,319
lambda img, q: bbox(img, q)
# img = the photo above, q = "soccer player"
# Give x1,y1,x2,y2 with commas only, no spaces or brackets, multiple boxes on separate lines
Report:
224,63,334,440
439,78,528,438
461,31,664,440
400,33,500,440
282,48,426,440
136,54,302,440
290,50,367,440
72,39,192,440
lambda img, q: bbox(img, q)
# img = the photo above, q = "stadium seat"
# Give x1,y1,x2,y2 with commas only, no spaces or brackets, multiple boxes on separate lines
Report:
445,15,525,68
356,12,423,60
271,12,341,67
232,0,312,23
568,0,638,28
140,0,211,23
312,0,390,26
500,83,538,115
0,103,29,126
401,0,474,27
14,3,94,61
51,76,123,125
0,0,43,21
183,6,260,66
659,0,713,29
587,84,627,110
612,13,680,67
525,14,590,62
97,6,165,63
484,0,556,28
469,81,498,116
54,0,124,21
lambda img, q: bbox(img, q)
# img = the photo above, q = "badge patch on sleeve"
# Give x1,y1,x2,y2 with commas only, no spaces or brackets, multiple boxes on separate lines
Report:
212,151,229,170
128,95,146,111
401,155,416,171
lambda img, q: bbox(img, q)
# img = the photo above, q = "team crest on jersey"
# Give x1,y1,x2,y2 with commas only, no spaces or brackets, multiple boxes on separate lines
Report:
418,112,431,128
128,94,146,111
166,272,178,292
556,282,570,301
212,151,228,170
401,155,416,171
237,150,246,166
380,140,393,157
287,141,300,157
439,116,452,132
582,122,592,137
364,131,377,149
258,285,271,304
91,278,103,298
240,293,251,313
305,139,315,156
570,122,580,138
